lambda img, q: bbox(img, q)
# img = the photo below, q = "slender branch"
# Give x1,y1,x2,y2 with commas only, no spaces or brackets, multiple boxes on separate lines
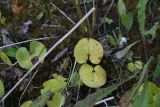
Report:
50,2,76,24
0,37,54,49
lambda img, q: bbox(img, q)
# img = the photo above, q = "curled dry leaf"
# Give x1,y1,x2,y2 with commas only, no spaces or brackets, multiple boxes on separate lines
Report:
79,64,106,88
74,38,103,64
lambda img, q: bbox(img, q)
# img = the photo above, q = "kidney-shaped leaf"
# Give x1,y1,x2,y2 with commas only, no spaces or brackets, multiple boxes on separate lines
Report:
30,41,47,62
74,38,103,64
41,78,66,94
16,47,33,69
79,64,106,88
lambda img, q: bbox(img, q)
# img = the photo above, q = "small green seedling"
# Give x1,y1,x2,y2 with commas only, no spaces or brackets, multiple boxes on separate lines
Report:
74,38,104,64
16,41,47,69
79,64,106,88
127,60,143,72
21,74,66,107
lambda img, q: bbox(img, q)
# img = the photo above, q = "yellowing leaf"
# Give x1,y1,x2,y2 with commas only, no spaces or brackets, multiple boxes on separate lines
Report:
20,100,32,107
74,38,103,64
74,38,88,64
16,47,33,69
79,64,106,88
89,38,104,64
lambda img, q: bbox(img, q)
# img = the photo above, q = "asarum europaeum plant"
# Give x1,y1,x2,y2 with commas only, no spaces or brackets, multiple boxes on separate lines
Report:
74,38,107,88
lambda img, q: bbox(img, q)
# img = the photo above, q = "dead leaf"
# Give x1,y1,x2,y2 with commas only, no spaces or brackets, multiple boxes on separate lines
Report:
12,0,23,15
118,90,132,107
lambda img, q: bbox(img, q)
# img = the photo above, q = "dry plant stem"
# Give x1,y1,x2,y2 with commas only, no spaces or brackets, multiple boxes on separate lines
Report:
0,37,54,49
50,3,76,24
125,56,154,107
83,0,92,34
0,7,96,102
67,60,77,85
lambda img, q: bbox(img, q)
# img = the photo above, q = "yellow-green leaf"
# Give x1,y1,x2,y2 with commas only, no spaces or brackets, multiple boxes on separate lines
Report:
74,38,103,64
89,38,104,64
79,64,106,88
0,51,12,65
20,100,32,107
47,93,65,107
74,38,89,64
16,47,33,69
41,79,66,94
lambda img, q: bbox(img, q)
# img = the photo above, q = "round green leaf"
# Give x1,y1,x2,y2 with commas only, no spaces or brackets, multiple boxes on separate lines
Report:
74,38,104,64
0,51,12,65
79,64,106,88
0,80,5,98
20,100,32,107
127,62,136,72
30,41,47,62
89,38,104,64
3,47,17,57
74,38,89,64
16,47,33,69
